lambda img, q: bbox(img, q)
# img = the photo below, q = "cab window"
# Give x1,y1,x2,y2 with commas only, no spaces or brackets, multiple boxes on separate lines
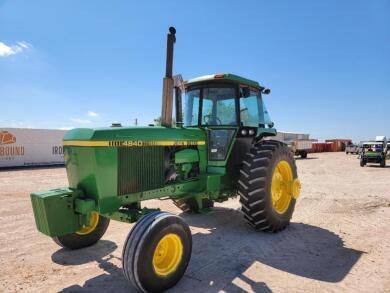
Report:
201,87,237,125
239,88,261,127
184,89,200,126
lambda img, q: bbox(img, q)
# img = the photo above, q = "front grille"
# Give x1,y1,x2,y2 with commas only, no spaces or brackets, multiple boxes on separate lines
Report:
118,147,165,195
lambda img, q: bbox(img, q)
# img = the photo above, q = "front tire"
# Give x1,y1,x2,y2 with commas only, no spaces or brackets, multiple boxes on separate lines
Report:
360,159,365,167
238,140,300,232
380,158,386,167
122,211,192,293
52,212,110,249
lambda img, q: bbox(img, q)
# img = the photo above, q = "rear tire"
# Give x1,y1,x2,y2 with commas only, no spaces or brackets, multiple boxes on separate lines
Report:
238,140,300,232
52,213,110,250
122,211,192,293
173,197,214,213
300,151,307,159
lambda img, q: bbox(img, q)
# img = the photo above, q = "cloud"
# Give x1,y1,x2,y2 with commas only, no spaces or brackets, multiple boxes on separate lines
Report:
87,111,99,117
0,41,31,57
59,127,74,130
70,118,92,124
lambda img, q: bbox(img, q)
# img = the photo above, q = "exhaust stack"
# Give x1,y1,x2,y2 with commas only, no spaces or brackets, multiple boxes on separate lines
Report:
161,27,176,127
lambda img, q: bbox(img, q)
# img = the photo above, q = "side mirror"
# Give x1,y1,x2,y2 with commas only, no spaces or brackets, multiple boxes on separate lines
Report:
262,88,271,95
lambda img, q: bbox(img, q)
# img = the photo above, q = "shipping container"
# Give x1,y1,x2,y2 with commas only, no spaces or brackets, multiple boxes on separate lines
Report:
325,139,352,152
312,142,333,153
0,128,66,168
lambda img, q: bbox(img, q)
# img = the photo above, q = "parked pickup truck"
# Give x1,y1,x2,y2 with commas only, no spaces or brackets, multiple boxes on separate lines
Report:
345,144,359,154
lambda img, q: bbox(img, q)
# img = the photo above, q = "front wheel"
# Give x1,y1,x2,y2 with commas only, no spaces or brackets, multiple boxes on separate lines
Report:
122,211,192,293
238,140,301,232
380,158,386,167
52,212,110,249
360,159,365,167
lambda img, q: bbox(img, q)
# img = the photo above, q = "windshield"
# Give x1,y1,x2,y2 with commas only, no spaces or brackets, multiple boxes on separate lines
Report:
184,87,237,126
363,144,383,151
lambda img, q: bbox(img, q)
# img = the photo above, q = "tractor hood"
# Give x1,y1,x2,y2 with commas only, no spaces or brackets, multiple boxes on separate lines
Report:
63,126,206,147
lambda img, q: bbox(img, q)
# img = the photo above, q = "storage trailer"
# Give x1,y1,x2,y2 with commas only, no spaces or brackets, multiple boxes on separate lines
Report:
0,128,66,168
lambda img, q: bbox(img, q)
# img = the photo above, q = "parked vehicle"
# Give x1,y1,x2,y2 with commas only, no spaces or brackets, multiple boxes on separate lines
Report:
360,136,387,167
289,139,313,158
345,144,359,155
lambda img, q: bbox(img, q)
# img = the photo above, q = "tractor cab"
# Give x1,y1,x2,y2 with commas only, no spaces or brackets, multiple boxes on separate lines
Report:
183,73,276,165
183,73,273,130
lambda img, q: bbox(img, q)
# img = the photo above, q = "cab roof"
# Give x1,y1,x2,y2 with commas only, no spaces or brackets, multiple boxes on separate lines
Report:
185,73,262,89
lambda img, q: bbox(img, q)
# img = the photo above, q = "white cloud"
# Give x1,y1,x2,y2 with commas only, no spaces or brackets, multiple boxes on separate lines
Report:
87,111,99,117
59,127,74,130
70,118,92,124
0,41,31,57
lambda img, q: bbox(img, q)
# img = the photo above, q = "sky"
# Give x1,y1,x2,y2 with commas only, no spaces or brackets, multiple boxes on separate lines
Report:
0,0,389,142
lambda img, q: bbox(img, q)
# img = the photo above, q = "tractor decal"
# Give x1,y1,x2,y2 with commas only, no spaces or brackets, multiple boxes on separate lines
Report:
63,140,205,147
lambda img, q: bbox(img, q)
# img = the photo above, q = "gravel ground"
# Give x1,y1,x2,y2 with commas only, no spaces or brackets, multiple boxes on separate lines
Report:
0,152,389,293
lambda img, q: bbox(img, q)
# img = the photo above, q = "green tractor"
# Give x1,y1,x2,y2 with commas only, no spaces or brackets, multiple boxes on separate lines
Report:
360,136,387,167
31,27,301,292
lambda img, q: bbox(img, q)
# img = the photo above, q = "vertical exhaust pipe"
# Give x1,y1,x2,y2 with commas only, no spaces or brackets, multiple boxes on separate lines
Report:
161,27,176,127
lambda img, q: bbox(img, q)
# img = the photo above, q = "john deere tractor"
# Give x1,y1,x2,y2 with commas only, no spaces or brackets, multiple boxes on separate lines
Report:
31,27,301,292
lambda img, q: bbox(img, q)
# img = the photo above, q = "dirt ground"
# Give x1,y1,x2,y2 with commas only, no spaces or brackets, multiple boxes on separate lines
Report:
0,152,389,293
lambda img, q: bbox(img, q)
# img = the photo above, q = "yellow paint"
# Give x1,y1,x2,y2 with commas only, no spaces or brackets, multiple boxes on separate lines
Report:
63,140,109,147
152,233,183,276
76,212,99,235
271,160,296,214
63,140,205,147
292,178,301,199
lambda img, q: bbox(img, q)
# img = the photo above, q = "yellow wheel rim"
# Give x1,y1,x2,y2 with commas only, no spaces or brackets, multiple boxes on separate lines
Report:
152,233,183,276
76,212,99,235
271,160,298,214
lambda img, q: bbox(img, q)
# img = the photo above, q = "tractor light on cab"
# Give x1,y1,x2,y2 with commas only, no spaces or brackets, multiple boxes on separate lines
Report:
249,129,255,135
241,129,247,136
214,73,225,78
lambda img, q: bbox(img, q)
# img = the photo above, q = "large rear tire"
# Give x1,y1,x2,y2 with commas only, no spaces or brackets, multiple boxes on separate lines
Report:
52,212,110,249
238,140,300,232
122,211,192,293
173,197,214,213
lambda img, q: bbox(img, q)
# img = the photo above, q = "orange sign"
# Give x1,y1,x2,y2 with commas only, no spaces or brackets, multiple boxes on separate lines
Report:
0,131,16,145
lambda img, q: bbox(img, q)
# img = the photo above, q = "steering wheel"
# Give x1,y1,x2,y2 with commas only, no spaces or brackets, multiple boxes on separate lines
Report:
203,114,222,125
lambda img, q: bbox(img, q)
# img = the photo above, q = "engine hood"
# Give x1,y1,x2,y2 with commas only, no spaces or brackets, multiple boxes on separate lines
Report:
63,126,206,147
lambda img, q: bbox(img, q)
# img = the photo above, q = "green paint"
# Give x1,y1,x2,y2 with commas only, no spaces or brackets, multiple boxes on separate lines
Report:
175,149,199,164
186,73,262,89
30,188,83,236
31,73,281,237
